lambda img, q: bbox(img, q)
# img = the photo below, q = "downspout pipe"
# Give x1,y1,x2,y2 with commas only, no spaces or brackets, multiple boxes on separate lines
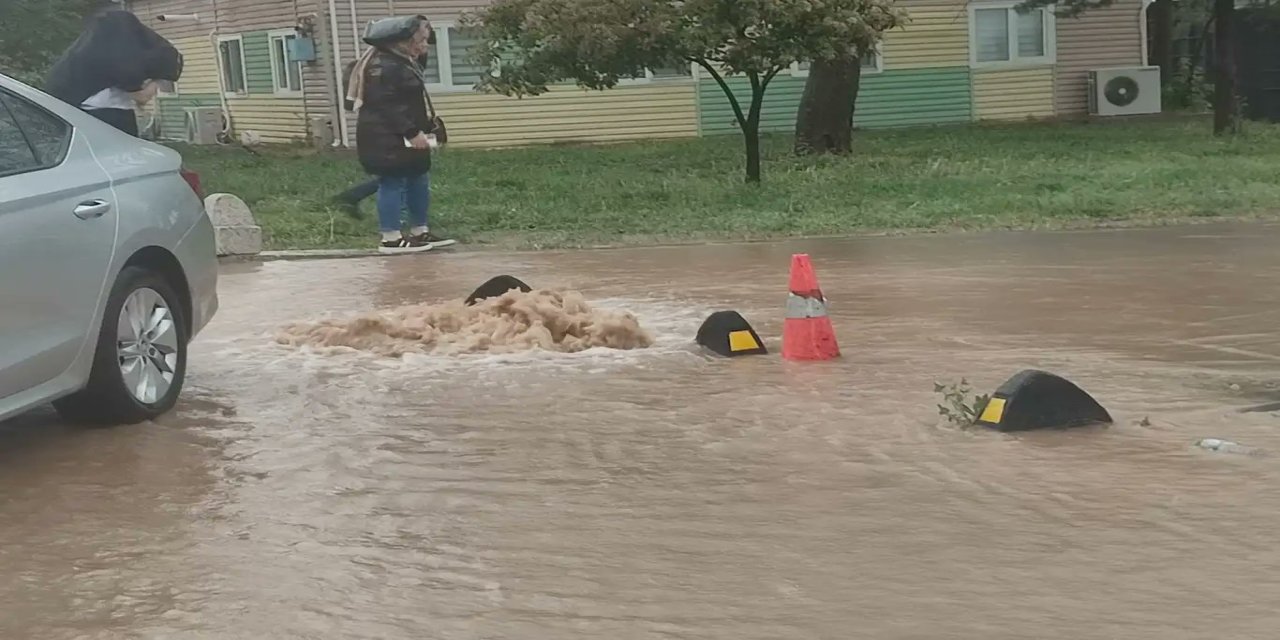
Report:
328,0,350,147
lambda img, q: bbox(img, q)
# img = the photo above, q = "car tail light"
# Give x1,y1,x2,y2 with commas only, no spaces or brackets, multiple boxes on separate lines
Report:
180,167,204,201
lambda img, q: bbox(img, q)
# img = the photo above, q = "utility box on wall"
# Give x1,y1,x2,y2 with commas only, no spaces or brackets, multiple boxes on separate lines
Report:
288,36,318,63
185,107,223,145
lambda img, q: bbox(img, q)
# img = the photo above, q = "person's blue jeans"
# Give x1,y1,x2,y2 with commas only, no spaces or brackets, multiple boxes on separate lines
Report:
376,173,431,233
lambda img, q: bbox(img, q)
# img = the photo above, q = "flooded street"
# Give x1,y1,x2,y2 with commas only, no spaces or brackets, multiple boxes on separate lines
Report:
4,223,1280,639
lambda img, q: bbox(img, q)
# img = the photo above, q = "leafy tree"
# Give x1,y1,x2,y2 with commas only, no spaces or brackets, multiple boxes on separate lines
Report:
0,0,101,87
467,0,905,183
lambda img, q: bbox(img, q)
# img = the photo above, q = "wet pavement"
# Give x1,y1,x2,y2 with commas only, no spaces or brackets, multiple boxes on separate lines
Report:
3,223,1280,639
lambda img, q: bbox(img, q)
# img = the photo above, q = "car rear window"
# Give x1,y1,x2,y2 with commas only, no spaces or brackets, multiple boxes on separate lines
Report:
0,90,72,177
0,100,39,177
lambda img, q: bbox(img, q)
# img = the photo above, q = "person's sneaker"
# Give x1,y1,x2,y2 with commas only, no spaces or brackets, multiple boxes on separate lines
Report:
378,235,433,255
407,231,457,248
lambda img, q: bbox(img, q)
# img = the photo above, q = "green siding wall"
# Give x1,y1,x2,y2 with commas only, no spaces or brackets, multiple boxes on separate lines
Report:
699,75,807,135
857,68,973,128
154,94,222,141
243,31,274,95
698,67,973,135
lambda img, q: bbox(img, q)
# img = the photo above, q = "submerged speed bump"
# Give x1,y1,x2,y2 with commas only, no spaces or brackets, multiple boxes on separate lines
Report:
696,311,768,357
973,370,1112,432
465,275,533,306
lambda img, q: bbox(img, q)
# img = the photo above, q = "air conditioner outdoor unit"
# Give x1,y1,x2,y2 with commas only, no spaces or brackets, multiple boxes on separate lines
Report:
1088,66,1162,117
184,107,223,145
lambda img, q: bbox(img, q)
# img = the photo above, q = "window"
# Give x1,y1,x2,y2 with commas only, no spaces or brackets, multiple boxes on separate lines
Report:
790,49,884,78
269,30,304,95
416,22,499,92
0,101,37,177
620,63,695,85
969,3,1055,67
650,65,692,80
217,36,248,96
447,26,488,87
0,92,71,178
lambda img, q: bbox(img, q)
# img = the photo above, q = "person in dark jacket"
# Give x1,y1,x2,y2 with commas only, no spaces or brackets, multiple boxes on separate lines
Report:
347,16,452,253
44,1,183,136
330,45,434,219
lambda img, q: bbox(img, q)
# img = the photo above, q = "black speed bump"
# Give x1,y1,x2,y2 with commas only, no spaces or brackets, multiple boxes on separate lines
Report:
696,311,768,357
973,369,1112,432
465,275,532,306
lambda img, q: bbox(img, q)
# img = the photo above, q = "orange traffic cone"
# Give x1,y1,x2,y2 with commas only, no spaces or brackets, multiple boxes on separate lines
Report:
782,254,840,361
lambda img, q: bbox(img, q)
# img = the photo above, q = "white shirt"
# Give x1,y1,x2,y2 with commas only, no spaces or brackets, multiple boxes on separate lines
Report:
81,87,135,110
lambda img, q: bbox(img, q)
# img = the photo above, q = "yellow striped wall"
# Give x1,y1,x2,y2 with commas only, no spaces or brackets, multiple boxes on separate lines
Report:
170,35,221,95
225,97,308,143
973,68,1056,121
432,82,698,148
883,7,970,69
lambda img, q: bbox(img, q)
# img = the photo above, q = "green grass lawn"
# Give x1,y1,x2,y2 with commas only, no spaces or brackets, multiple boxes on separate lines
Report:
175,116,1280,251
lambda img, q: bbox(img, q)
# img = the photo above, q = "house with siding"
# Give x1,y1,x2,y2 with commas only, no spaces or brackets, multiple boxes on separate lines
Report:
705,0,1151,135
124,0,1153,147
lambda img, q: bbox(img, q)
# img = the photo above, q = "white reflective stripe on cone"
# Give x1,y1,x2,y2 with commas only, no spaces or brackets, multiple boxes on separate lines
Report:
785,294,829,319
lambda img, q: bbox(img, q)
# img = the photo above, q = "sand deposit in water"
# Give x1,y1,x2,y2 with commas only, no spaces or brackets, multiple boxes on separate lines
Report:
275,288,654,356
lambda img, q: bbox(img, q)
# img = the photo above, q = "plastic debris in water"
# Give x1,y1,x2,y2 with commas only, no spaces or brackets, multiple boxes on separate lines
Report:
1195,438,1261,456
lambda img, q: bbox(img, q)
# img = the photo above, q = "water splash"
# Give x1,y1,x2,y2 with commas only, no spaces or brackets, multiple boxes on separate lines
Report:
276,289,655,357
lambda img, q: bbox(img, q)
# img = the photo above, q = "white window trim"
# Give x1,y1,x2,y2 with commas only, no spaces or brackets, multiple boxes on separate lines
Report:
425,22,456,92
216,34,249,97
790,45,885,78
157,79,179,97
617,63,697,86
968,1,1057,70
268,28,304,97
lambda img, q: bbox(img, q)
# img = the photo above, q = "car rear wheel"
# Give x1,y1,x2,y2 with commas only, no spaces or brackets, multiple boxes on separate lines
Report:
54,266,188,425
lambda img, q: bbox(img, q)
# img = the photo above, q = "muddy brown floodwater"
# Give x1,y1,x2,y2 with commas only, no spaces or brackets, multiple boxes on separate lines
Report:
4,223,1280,640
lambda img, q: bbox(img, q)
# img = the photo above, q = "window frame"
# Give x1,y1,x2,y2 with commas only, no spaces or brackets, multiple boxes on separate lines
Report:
0,90,73,179
268,28,305,96
419,21,477,94
216,34,250,97
790,45,885,79
617,63,697,86
967,1,1057,69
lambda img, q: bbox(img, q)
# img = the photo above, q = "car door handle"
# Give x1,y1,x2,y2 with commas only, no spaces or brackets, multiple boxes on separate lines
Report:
73,200,112,220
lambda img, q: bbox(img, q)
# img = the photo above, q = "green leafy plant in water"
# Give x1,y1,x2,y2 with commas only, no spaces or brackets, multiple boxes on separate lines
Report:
934,379,991,428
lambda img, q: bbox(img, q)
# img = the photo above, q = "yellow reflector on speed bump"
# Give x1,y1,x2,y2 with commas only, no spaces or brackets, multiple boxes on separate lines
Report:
728,330,761,353
979,397,1006,424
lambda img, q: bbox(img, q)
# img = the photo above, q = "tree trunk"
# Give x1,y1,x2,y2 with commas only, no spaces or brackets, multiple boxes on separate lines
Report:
1149,0,1175,86
1212,0,1238,135
744,84,765,183
794,58,863,156
743,120,762,183
697,63,777,183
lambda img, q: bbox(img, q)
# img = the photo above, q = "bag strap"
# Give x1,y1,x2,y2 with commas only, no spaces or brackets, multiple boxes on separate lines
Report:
423,83,437,119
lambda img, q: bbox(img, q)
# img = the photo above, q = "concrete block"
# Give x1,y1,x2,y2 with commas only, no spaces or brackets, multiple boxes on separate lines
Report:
205,193,263,256
213,226,263,256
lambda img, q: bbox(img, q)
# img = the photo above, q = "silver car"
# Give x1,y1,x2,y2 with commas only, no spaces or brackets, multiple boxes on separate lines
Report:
0,74,218,425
